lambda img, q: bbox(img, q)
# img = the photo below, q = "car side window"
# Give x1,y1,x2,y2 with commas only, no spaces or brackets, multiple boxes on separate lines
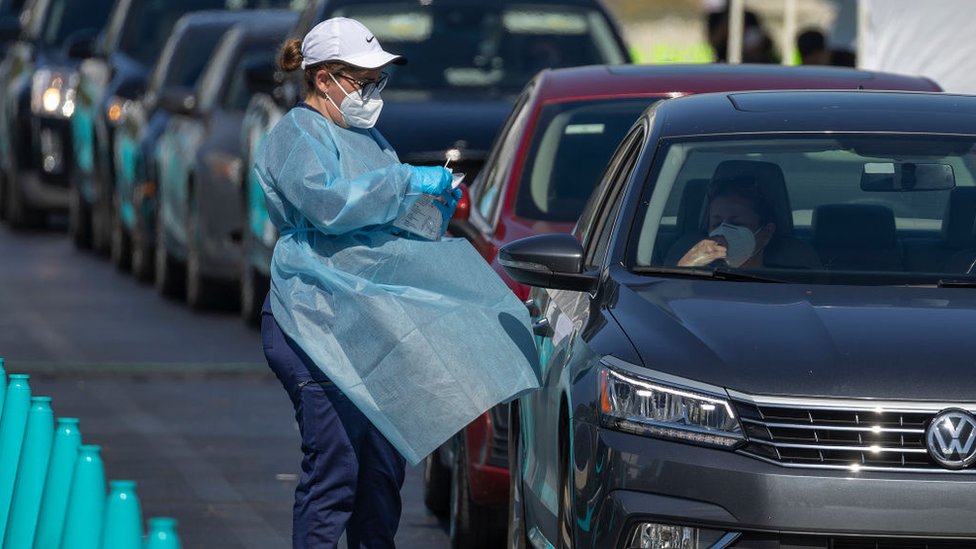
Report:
582,126,646,270
472,88,534,227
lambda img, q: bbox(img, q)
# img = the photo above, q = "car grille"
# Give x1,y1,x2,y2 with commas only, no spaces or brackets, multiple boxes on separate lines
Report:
729,532,976,548
731,398,959,471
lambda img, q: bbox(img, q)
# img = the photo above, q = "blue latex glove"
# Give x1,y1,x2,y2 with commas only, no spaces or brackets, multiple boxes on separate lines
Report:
408,165,453,195
434,187,462,235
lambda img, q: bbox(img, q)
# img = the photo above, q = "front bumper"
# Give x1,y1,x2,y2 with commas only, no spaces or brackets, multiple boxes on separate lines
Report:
575,422,976,548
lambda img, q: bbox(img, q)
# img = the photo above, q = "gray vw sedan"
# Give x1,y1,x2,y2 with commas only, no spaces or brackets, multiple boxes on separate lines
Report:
501,90,976,548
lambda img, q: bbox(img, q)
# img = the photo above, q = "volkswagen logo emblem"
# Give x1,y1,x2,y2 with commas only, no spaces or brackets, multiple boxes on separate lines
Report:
926,409,976,470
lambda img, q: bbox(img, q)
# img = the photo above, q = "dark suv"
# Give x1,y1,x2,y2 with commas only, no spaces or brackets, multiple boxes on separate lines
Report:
0,0,114,228
501,90,976,548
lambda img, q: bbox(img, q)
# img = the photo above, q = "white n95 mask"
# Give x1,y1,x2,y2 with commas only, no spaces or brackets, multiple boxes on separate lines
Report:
708,223,760,267
328,73,383,129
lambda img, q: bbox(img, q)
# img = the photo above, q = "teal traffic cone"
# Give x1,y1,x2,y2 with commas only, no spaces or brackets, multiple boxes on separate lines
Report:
143,518,181,549
4,397,54,549
33,418,82,549
0,374,31,545
59,445,105,549
100,481,142,549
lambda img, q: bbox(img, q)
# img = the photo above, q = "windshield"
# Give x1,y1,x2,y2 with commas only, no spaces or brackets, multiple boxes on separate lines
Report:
40,0,114,47
147,25,227,95
516,98,651,222
333,3,626,94
117,0,302,65
632,135,976,285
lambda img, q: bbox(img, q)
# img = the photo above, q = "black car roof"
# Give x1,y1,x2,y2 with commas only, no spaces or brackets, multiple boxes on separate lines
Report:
653,90,976,137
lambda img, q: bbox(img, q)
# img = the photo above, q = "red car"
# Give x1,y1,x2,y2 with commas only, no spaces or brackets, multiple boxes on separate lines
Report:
430,63,942,548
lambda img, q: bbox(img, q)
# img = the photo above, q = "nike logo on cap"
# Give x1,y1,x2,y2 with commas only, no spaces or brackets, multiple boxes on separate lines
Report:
366,35,375,43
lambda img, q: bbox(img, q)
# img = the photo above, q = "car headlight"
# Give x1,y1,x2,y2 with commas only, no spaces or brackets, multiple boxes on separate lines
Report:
31,69,79,118
105,95,131,126
599,361,744,448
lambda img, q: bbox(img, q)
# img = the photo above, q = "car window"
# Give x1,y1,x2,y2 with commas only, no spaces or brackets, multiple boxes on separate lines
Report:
37,0,114,47
471,88,533,226
221,47,277,112
583,126,645,269
333,3,626,94
115,0,296,65
515,98,653,223
147,25,228,96
631,134,976,284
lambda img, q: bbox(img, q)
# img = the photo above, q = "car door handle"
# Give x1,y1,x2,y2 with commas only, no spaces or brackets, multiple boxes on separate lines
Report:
524,299,540,318
532,318,553,338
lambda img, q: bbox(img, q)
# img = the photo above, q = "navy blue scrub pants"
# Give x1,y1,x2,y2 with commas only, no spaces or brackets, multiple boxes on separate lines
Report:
262,296,407,548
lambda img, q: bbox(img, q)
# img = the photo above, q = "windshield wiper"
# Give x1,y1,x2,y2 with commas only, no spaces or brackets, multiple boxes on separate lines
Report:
631,266,785,283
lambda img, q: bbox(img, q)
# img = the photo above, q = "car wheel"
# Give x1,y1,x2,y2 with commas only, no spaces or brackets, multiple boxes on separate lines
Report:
557,416,574,549
185,211,214,310
110,193,132,272
130,209,154,283
91,191,112,255
239,223,267,327
0,170,8,222
68,168,93,250
507,402,527,549
449,442,504,549
154,210,185,299
4,162,44,230
423,449,451,518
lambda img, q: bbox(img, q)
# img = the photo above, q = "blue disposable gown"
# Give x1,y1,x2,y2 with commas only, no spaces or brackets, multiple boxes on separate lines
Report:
255,107,540,465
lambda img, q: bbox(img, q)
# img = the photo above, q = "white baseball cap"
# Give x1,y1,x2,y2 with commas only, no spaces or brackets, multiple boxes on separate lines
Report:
300,17,407,70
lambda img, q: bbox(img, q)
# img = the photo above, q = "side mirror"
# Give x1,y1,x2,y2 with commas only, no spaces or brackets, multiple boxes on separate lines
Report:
451,182,470,222
498,233,598,292
158,87,197,116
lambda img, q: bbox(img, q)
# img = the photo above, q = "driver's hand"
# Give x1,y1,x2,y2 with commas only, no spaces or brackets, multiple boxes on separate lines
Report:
678,238,727,267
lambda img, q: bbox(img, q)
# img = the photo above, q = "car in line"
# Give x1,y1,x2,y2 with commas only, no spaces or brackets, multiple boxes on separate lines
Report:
110,10,277,279
431,63,943,549
238,0,631,326
67,0,305,254
0,0,114,228
501,89,976,548
153,13,297,309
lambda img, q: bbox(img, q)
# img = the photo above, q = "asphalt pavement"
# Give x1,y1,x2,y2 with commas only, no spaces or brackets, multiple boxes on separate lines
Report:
0,224,451,548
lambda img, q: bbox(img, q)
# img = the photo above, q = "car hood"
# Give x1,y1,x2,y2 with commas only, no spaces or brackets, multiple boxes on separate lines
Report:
376,93,515,165
612,278,976,401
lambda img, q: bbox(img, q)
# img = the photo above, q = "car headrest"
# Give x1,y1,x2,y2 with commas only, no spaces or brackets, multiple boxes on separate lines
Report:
675,178,709,235
813,204,898,248
708,160,793,234
943,187,976,248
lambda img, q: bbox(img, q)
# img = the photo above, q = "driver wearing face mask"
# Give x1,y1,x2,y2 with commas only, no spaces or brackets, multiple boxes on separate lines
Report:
678,176,777,268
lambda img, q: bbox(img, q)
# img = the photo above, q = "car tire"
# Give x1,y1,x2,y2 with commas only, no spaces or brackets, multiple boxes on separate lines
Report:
130,212,155,283
449,443,504,549
423,449,451,518
110,193,132,272
557,415,574,549
0,171,9,222
239,222,268,327
185,210,236,311
507,402,527,549
4,162,44,230
68,168,93,250
154,210,185,299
